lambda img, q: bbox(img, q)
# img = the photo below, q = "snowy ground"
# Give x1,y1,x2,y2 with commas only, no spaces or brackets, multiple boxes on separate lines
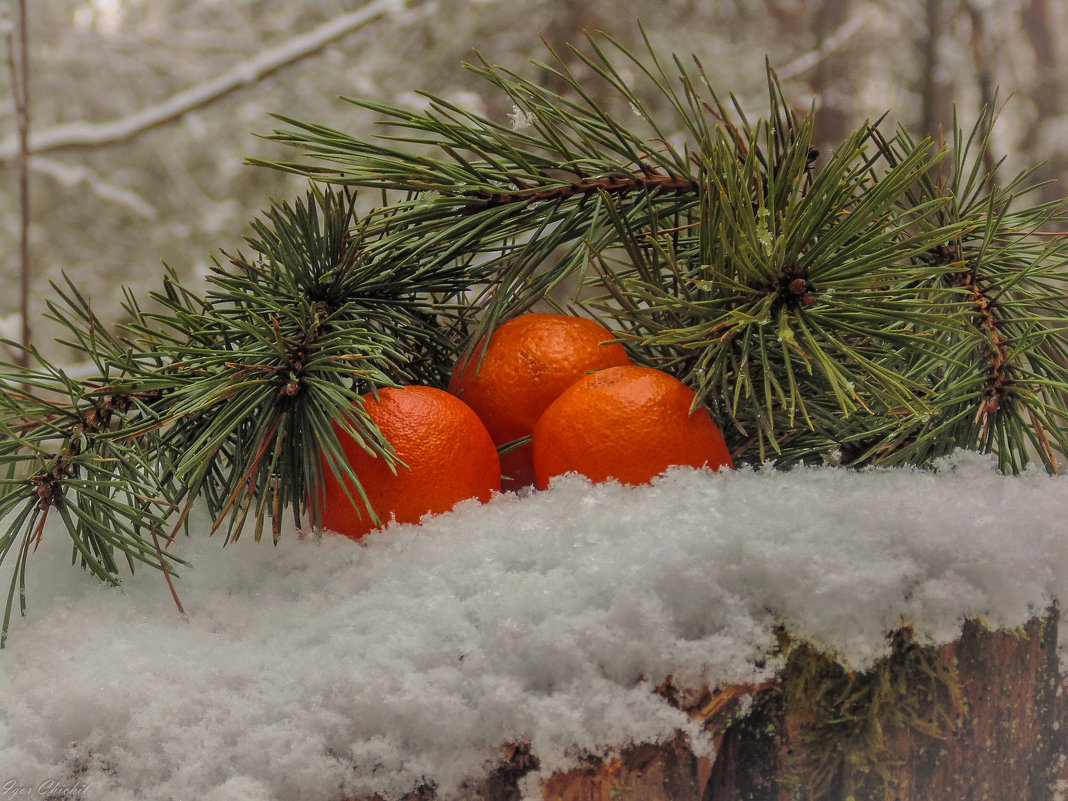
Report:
0,452,1065,801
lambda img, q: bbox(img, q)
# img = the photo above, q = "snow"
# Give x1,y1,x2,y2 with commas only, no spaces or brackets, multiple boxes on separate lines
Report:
0,452,1065,801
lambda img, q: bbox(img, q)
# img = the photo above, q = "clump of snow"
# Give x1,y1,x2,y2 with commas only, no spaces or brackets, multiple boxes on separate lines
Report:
0,452,1065,801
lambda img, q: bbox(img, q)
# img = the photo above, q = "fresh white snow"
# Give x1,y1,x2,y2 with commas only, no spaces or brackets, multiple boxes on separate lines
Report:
0,452,1065,801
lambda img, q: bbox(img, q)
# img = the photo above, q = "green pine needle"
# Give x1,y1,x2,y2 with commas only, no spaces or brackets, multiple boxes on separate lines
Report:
1,29,1065,647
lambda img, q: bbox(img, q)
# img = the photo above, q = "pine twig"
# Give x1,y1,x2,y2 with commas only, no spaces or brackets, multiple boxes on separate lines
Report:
152,525,186,618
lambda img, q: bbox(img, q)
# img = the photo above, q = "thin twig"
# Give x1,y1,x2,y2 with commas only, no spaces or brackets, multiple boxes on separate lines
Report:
7,0,30,367
1026,408,1060,474
957,265,1011,437
776,7,872,81
462,172,700,211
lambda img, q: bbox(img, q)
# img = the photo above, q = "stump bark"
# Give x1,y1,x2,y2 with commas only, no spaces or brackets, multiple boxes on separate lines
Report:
706,612,1061,801
356,610,1064,801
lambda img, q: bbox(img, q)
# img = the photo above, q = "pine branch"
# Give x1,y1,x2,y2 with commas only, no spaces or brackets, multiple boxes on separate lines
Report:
859,105,1068,473
0,353,182,648
583,106,973,462
2,29,1066,647
249,29,735,348
0,185,480,645
253,32,1067,473
137,186,470,543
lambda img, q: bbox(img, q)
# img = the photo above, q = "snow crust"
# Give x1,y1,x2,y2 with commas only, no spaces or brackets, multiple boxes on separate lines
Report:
0,452,1065,800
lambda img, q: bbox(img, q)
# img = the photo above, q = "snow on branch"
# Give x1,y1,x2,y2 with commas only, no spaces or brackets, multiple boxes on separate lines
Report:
0,0,407,161
32,157,158,218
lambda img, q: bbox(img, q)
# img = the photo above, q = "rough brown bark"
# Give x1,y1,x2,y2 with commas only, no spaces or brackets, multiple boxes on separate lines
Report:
541,732,702,801
888,614,1061,800
704,611,1061,801
704,687,789,801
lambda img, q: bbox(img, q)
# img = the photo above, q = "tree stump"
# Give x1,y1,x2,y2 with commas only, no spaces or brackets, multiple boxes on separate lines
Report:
354,609,1063,801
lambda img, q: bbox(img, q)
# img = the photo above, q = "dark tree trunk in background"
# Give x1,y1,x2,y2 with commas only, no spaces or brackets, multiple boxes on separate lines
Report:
809,0,854,158
1021,0,1066,207
961,2,997,117
961,1,1001,179
537,1,604,99
920,0,952,144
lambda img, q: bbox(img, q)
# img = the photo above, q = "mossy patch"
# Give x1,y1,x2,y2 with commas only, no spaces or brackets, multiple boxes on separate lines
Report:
777,626,965,800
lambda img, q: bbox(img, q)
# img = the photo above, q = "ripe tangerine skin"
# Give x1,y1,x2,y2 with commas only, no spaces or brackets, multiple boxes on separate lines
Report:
532,365,734,489
319,386,501,540
448,313,632,490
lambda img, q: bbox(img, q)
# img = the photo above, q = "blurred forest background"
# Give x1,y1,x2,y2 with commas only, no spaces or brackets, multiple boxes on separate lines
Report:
1,0,1065,365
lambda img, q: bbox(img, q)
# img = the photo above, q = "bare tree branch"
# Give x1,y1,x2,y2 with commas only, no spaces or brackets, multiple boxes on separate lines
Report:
776,5,872,82
0,0,407,161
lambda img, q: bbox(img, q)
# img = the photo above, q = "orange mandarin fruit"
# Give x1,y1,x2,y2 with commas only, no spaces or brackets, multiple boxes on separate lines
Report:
319,385,500,539
532,364,733,488
448,313,632,490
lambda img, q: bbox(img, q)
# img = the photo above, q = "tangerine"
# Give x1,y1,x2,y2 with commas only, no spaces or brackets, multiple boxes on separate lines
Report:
532,365,733,489
319,385,500,540
448,313,632,490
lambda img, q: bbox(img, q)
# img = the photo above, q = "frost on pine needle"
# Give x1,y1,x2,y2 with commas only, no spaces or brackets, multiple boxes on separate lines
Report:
507,103,536,131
